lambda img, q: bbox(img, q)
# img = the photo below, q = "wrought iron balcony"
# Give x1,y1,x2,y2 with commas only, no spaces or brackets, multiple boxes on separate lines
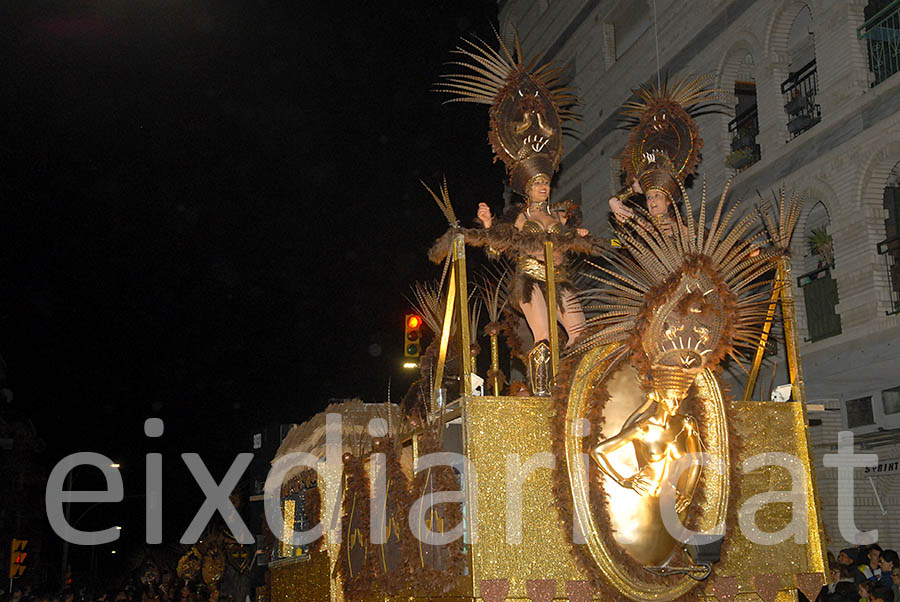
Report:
726,105,760,171
781,59,821,140
797,264,842,341
877,233,900,314
858,0,900,87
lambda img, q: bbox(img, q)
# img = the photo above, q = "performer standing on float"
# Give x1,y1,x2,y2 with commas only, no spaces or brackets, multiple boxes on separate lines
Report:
433,33,608,396
607,76,719,238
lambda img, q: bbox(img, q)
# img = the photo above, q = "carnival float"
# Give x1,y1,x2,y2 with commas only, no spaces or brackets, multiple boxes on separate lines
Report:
254,33,828,602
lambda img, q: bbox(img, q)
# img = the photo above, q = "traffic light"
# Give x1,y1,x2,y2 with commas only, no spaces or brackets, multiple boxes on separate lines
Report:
404,314,422,363
9,538,27,579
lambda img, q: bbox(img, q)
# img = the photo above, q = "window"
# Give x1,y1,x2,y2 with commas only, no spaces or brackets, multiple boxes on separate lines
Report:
878,161,900,315
883,386,900,415
799,202,841,341
781,6,821,139
846,396,875,428
727,81,760,171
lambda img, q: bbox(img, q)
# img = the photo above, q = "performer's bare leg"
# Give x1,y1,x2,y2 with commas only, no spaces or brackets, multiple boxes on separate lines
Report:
519,284,550,343
558,290,586,347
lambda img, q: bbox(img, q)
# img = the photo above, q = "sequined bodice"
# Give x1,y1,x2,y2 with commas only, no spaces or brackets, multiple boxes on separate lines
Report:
522,219,564,234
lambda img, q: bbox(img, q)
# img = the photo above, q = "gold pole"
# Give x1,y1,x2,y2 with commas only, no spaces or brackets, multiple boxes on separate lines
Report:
779,255,827,575
454,233,473,397
779,258,806,405
742,284,781,400
433,258,457,411
489,333,500,396
544,241,560,378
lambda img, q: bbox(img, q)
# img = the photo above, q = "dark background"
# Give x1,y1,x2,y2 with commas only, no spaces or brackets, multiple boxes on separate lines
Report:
1,0,502,575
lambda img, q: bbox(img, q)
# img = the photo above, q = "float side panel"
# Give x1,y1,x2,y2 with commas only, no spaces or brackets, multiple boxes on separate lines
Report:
464,395,584,598
713,402,826,594
270,551,332,602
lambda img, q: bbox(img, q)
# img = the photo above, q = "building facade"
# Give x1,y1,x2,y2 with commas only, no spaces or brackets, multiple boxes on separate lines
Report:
498,0,900,552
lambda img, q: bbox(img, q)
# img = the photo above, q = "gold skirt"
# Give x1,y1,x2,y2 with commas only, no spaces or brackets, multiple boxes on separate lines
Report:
516,256,569,283
513,255,574,306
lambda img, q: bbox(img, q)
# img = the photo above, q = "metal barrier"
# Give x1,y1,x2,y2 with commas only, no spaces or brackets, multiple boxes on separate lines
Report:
877,233,900,315
781,59,821,140
858,0,900,87
727,104,760,170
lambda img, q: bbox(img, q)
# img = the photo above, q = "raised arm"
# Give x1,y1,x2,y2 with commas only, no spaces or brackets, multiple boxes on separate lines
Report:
477,202,493,229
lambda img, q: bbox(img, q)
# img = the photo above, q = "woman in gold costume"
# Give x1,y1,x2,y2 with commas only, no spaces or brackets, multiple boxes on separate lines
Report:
607,76,720,239
476,174,591,359
435,33,605,395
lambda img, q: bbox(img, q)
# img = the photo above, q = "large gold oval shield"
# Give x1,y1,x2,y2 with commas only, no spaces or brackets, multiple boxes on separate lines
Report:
563,345,731,601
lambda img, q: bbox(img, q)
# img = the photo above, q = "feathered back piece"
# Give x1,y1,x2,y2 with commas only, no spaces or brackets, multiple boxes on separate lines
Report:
620,74,720,202
435,31,579,196
572,181,802,398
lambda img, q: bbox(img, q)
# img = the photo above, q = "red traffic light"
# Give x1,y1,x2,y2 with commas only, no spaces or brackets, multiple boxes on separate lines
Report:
404,314,423,360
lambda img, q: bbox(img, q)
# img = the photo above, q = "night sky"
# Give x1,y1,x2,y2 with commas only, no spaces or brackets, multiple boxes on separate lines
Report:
2,0,502,552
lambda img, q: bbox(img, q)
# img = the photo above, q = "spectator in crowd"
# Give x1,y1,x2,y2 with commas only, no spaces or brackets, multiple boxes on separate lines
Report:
890,566,899,602
860,581,875,602
818,562,857,602
858,545,885,584
841,549,860,567
879,551,900,588
871,584,894,602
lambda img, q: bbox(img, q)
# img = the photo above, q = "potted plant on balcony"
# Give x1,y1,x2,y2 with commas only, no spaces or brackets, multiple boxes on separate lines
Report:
730,126,756,152
808,227,834,268
725,147,756,170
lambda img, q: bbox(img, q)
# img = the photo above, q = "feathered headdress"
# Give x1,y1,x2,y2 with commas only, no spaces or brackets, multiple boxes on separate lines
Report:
571,182,802,399
435,32,579,196
621,75,720,202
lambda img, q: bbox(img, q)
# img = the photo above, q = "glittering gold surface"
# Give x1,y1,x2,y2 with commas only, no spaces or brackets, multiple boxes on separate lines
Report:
708,402,826,599
464,395,583,599
270,550,331,602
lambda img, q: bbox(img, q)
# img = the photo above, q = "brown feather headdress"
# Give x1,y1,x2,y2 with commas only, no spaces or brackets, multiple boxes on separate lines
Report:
621,75,720,202
435,32,579,196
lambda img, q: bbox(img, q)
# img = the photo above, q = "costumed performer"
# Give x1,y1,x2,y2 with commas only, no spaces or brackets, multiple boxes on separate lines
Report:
607,76,720,239
432,33,609,396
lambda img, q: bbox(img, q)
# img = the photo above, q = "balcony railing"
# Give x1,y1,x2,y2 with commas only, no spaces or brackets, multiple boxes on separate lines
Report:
781,59,821,140
877,233,900,314
858,0,900,87
797,264,842,341
726,104,761,171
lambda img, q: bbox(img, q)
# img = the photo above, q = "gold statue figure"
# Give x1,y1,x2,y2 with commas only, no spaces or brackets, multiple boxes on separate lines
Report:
591,387,702,514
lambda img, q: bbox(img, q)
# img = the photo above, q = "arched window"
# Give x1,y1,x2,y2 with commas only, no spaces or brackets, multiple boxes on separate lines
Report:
878,161,900,314
781,5,821,140
798,201,842,341
726,52,760,171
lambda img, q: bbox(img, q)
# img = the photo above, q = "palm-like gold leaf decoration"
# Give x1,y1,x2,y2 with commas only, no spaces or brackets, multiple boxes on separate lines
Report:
421,176,459,228
570,180,801,379
408,280,445,336
477,264,510,324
